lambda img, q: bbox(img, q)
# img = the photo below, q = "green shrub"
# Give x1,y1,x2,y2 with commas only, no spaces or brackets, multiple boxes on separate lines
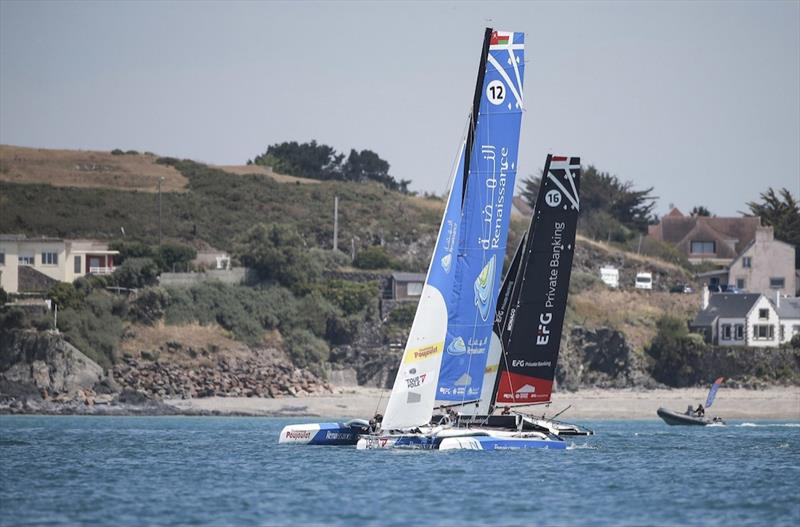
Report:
129,288,170,325
157,243,197,272
791,333,800,349
316,279,377,316
284,328,329,377
388,302,417,326
234,223,322,293
111,149,125,155
569,271,602,294
58,291,124,368
579,210,632,243
112,257,159,289
47,282,83,310
353,246,395,270
0,287,8,305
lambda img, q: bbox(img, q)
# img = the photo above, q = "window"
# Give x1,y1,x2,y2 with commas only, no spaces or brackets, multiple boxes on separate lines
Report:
41,252,58,265
690,241,716,254
18,254,34,265
758,308,768,319
769,277,785,289
735,279,745,289
407,282,423,296
0,252,4,265
753,324,774,340
735,324,744,340
721,324,731,340
742,256,752,268
74,255,82,274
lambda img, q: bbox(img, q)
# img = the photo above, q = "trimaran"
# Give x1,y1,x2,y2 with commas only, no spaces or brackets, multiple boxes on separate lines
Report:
279,28,587,450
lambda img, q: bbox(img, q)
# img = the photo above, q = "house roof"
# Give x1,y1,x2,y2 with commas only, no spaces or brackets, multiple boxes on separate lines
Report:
653,216,761,256
692,293,763,326
391,272,426,282
770,296,800,320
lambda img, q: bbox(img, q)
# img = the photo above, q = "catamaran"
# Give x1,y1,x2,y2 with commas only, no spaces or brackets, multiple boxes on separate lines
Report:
280,26,526,447
359,153,582,450
281,28,587,449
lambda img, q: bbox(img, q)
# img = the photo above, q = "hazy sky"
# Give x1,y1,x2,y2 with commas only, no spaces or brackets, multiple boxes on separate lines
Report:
1,0,798,216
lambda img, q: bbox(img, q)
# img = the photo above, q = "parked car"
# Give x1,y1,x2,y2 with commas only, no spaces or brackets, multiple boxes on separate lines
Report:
670,284,694,294
635,272,653,290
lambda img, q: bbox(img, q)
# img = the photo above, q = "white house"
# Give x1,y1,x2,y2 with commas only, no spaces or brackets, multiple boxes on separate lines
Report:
0,235,119,294
691,292,782,347
771,295,800,344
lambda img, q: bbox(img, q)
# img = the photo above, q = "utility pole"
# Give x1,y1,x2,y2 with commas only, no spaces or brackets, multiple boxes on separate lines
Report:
157,176,165,245
333,195,339,252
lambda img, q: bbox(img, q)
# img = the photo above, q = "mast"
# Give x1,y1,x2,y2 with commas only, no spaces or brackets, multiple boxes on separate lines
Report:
461,27,493,202
492,155,581,408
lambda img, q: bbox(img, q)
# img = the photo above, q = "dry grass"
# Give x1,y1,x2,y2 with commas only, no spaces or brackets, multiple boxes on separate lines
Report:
215,164,321,184
577,234,686,273
121,321,283,366
0,145,187,192
569,289,700,352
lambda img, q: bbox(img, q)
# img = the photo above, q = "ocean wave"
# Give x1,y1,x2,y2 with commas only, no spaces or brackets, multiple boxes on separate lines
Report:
567,442,598,450
738,423,800,428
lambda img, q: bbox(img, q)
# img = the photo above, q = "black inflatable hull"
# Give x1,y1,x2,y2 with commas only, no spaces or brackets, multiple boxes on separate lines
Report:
657,407,716,426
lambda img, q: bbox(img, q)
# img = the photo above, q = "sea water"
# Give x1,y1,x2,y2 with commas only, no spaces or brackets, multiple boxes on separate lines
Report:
0,416,798,526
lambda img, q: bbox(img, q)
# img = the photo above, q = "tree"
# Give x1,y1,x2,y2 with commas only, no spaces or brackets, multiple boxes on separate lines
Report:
747,188,800,245
251,141,410,192
690,206,712,217
234,223,321,293
252,140,344,181
521,165,656,236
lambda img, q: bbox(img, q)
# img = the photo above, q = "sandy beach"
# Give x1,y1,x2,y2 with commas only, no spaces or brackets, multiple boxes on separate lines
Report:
165,386,800,420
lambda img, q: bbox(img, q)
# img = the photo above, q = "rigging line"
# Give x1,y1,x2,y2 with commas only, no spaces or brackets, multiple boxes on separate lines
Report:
373,389,384,418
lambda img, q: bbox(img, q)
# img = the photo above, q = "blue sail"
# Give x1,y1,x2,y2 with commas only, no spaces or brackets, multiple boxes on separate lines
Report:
436,30,525,401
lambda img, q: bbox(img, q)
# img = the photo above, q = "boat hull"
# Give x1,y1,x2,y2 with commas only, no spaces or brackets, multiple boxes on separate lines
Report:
438,436,567,451
656,407,723,426
278,420,370,445
356,428,565,451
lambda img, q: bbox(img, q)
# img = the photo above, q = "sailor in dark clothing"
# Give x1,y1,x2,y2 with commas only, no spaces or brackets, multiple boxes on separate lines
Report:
694,404,705,417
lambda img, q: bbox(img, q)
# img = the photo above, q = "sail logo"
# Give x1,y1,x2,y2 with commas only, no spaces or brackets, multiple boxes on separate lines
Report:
512,384,537,400
447,336,467,356
440,253,452,273
545,189,561,207
474,255,496,321
546,157,581,211
536,313,553,345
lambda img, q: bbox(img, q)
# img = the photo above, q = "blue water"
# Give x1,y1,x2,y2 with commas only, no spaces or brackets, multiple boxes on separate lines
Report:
1,417,798,526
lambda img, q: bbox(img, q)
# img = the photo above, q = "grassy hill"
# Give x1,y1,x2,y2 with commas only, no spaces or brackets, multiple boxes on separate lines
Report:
0,146,442,264
1,145,705,380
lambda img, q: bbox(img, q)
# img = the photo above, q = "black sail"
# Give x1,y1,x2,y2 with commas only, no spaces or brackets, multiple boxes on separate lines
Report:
493,155,581,406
